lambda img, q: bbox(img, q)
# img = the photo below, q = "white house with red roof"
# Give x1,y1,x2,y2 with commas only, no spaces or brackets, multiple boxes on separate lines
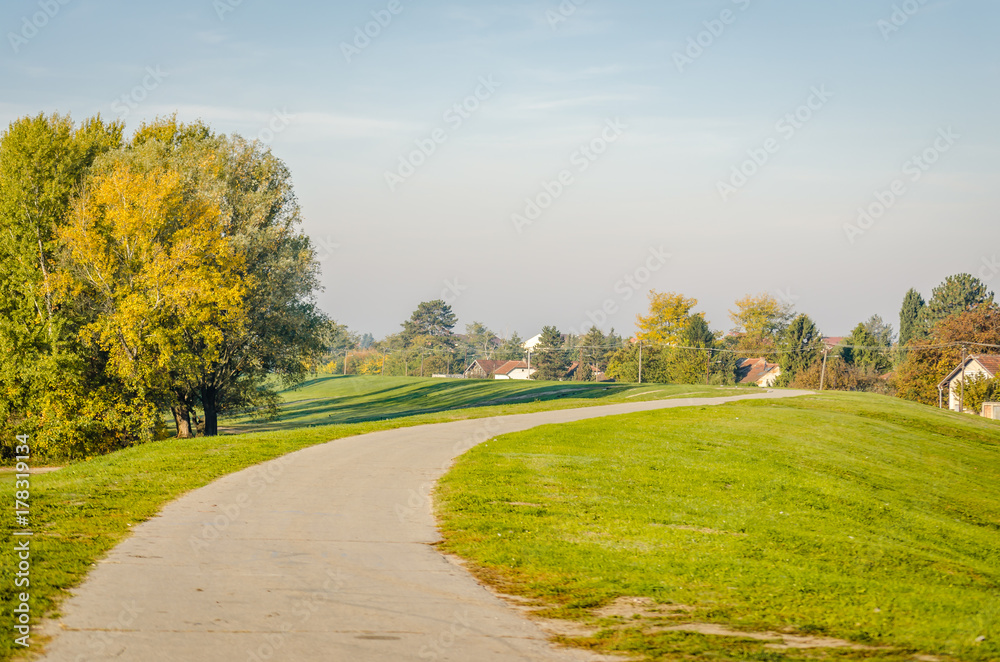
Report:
736,357,782,387
937,354,1000,412
494,360,536,380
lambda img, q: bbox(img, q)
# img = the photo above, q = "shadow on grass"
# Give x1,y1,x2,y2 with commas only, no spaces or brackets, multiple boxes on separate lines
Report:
225,376,639,432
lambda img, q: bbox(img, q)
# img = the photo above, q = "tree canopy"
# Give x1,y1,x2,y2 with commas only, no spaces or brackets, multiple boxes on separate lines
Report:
0,113,327,454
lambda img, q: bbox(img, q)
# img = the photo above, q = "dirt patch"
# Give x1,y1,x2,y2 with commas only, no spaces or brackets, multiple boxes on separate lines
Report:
593,597,694,619
662,524,746,536
661,623,883,650
625,390,666,399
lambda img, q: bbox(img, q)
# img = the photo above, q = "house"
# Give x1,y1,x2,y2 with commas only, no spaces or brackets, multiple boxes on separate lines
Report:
463,359,507,380
736,357,782,387
523,334,543,351
822,336,847,351
494,360,536,380
982,402,1000,420
937,355,1000,412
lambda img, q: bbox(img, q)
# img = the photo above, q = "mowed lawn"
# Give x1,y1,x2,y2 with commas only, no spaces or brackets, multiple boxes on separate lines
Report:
0,376,729,661
436,392,1000,662
221,375,731,431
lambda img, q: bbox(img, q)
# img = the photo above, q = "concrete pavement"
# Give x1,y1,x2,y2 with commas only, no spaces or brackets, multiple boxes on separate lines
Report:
37,390,810,661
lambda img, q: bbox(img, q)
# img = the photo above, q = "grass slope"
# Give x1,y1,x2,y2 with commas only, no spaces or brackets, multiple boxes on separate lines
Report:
436,392,1000,662
0,376,727,661
221,375,729,432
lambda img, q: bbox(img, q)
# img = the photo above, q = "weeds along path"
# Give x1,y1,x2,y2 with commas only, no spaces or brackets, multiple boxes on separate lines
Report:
38,390,810,662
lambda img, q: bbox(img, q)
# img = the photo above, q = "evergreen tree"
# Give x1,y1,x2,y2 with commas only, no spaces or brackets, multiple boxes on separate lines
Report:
898,288,926,346
401,300,457,349
923,274,994,332
777,314,823,383
842,323,891,375
530,326,569,381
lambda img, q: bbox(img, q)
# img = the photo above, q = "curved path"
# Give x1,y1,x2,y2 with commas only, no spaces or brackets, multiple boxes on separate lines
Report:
39,390,810,661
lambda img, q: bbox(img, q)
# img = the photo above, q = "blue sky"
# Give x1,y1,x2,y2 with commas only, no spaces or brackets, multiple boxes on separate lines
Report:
3,0,998,340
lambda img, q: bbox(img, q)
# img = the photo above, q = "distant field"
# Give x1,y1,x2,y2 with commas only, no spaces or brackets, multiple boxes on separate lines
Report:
437,392,1000,662
220,375,735,432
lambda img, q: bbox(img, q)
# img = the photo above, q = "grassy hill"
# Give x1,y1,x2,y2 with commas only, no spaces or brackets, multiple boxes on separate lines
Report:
0,376,728,661
220,375,732,432
437,391,1000,662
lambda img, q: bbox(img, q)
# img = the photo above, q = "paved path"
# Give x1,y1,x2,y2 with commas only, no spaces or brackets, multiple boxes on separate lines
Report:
39,390,810,661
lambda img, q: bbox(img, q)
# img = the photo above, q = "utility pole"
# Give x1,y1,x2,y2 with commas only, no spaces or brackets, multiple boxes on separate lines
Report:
960,345,967,413
638,340,643,384
705,348,712,385
343,349,349,376
819,348,829,391
381,350,386,377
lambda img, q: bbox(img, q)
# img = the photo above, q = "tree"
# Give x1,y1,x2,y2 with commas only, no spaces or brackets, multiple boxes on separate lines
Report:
729,293,792,359
898,288,926,347
666,314,718,384
71,117,326,438
777,314,823,383
402,300,457,349
923,274,994,332
894,304,1000,405
842,323,891,375
134,120,327,436
0,113,129,457
495,332,525,361
729,293,793,338
530,326,569,381
864,315,895,348
578,326,619,377
464,321,497,357
58,163,248,439
636,291,697,345
964,374,1000,416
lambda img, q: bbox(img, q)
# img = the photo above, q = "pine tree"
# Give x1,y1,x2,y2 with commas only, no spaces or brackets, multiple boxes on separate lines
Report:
923,274,994,332
898,288,926,347
530,326,569,381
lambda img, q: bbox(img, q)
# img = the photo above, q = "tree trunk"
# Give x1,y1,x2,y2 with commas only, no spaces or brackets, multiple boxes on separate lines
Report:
201,385,219,436
172,405,194,439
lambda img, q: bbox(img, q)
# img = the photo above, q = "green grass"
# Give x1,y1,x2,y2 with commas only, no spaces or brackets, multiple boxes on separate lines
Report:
220,374,735,432
0,376,730,661
436,392,1000,662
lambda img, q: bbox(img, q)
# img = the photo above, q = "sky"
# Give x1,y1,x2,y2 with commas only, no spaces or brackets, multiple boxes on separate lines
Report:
2,0,998,341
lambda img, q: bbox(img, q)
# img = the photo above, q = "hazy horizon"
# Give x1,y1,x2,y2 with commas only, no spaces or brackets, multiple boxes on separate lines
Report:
3,0,997,340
